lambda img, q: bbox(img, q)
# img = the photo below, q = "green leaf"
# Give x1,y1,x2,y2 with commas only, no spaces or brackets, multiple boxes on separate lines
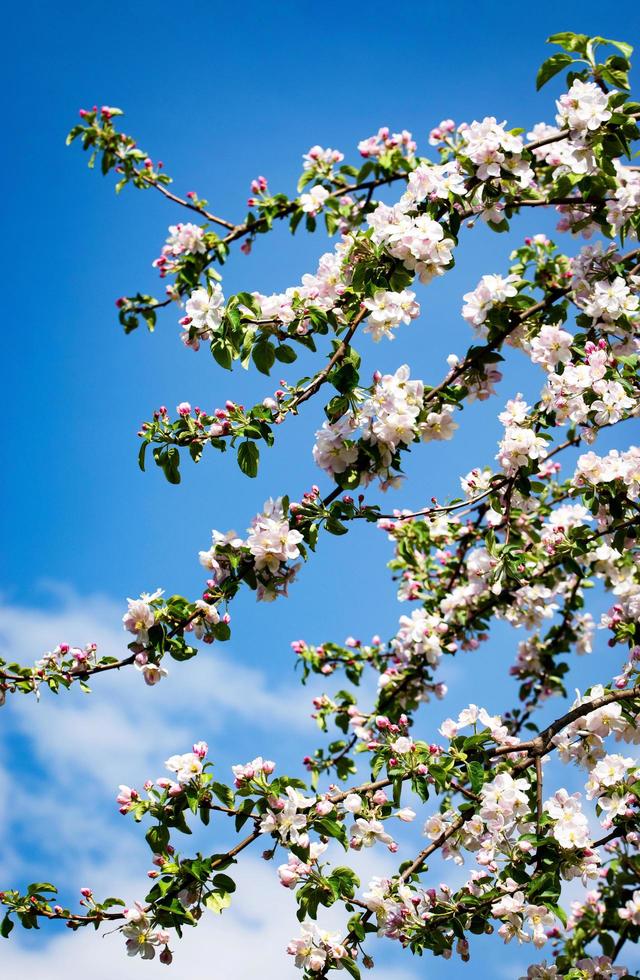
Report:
205,891,232,914
27,882,57,895
210,339,233,370
547,902,567,927
212,873,236,893
138,441,147,472
274,344,297,364
155,446,181,485
343,958,361,979
252,340,275,375
1,915,14,939
234,291,262,317
145,824,170,853
330,361,359,394
237,441,260,478
466,761,485,794
325,516,348,536
213,621,231,642
536,53,574,90
211,782,234,808
593,36,633,58
547,32,589,54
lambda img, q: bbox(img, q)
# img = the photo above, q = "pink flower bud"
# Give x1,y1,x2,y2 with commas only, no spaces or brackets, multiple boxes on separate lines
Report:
316,799,334,816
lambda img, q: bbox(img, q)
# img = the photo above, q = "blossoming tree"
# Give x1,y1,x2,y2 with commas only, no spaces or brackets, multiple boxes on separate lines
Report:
2,30,640,979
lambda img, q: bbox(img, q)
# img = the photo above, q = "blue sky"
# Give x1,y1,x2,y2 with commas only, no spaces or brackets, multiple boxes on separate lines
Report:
2,2,640,977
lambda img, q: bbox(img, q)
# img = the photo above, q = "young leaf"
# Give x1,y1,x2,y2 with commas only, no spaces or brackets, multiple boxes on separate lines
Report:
205,892,232,914
237,441,260,478
536,53,574,90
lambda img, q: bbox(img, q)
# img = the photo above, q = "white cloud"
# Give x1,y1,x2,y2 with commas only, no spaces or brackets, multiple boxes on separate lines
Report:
0,587,421,978
1,851,419,980
0,587,312,786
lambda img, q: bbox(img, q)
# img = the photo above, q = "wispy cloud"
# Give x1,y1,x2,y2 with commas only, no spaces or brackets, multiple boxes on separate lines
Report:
0,587,420,978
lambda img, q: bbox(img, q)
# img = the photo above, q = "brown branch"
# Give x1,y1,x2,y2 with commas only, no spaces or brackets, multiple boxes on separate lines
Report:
0,609,203,692
493,684,640,763
399,814,467,881
282,306,368,418
592,826,625,848
119,152,236,231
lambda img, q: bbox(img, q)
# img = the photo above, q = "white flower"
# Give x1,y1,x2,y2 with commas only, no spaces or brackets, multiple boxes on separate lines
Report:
246,500,303,574
181,283,225,346
122,903,164,960
618,889,640,925
312,417,359,477
164,222,206,256
529,325,573,371
396,807,416,822
390,736,413,754
303,145,344,170
122,598,156,643
459,117,533,186
556,80,612,134
350,818,395,850
421,405,458,442
581,277,639,322
287,922,346,972
543,789,590,849
343,794,363,814
368,204,454,283
137,663,168,686
462,273,519,330
520,961,560,978
439,718,458,739
480,773,530,821
363,289,420,341
585,754,635,798
300,185,330,214
164,751,204,785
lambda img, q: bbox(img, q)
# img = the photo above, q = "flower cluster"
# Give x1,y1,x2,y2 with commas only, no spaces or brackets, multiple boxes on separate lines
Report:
462,273,519,332
362,288,420,341
357,126,416,159
368,204,455,283
152,222,207,277
458,116,534,187
286,922,347,973
122,903,171,961
574,447,640,500
312,364,434,488
555,79,612,135
496,395,548,475
198,497,303,602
